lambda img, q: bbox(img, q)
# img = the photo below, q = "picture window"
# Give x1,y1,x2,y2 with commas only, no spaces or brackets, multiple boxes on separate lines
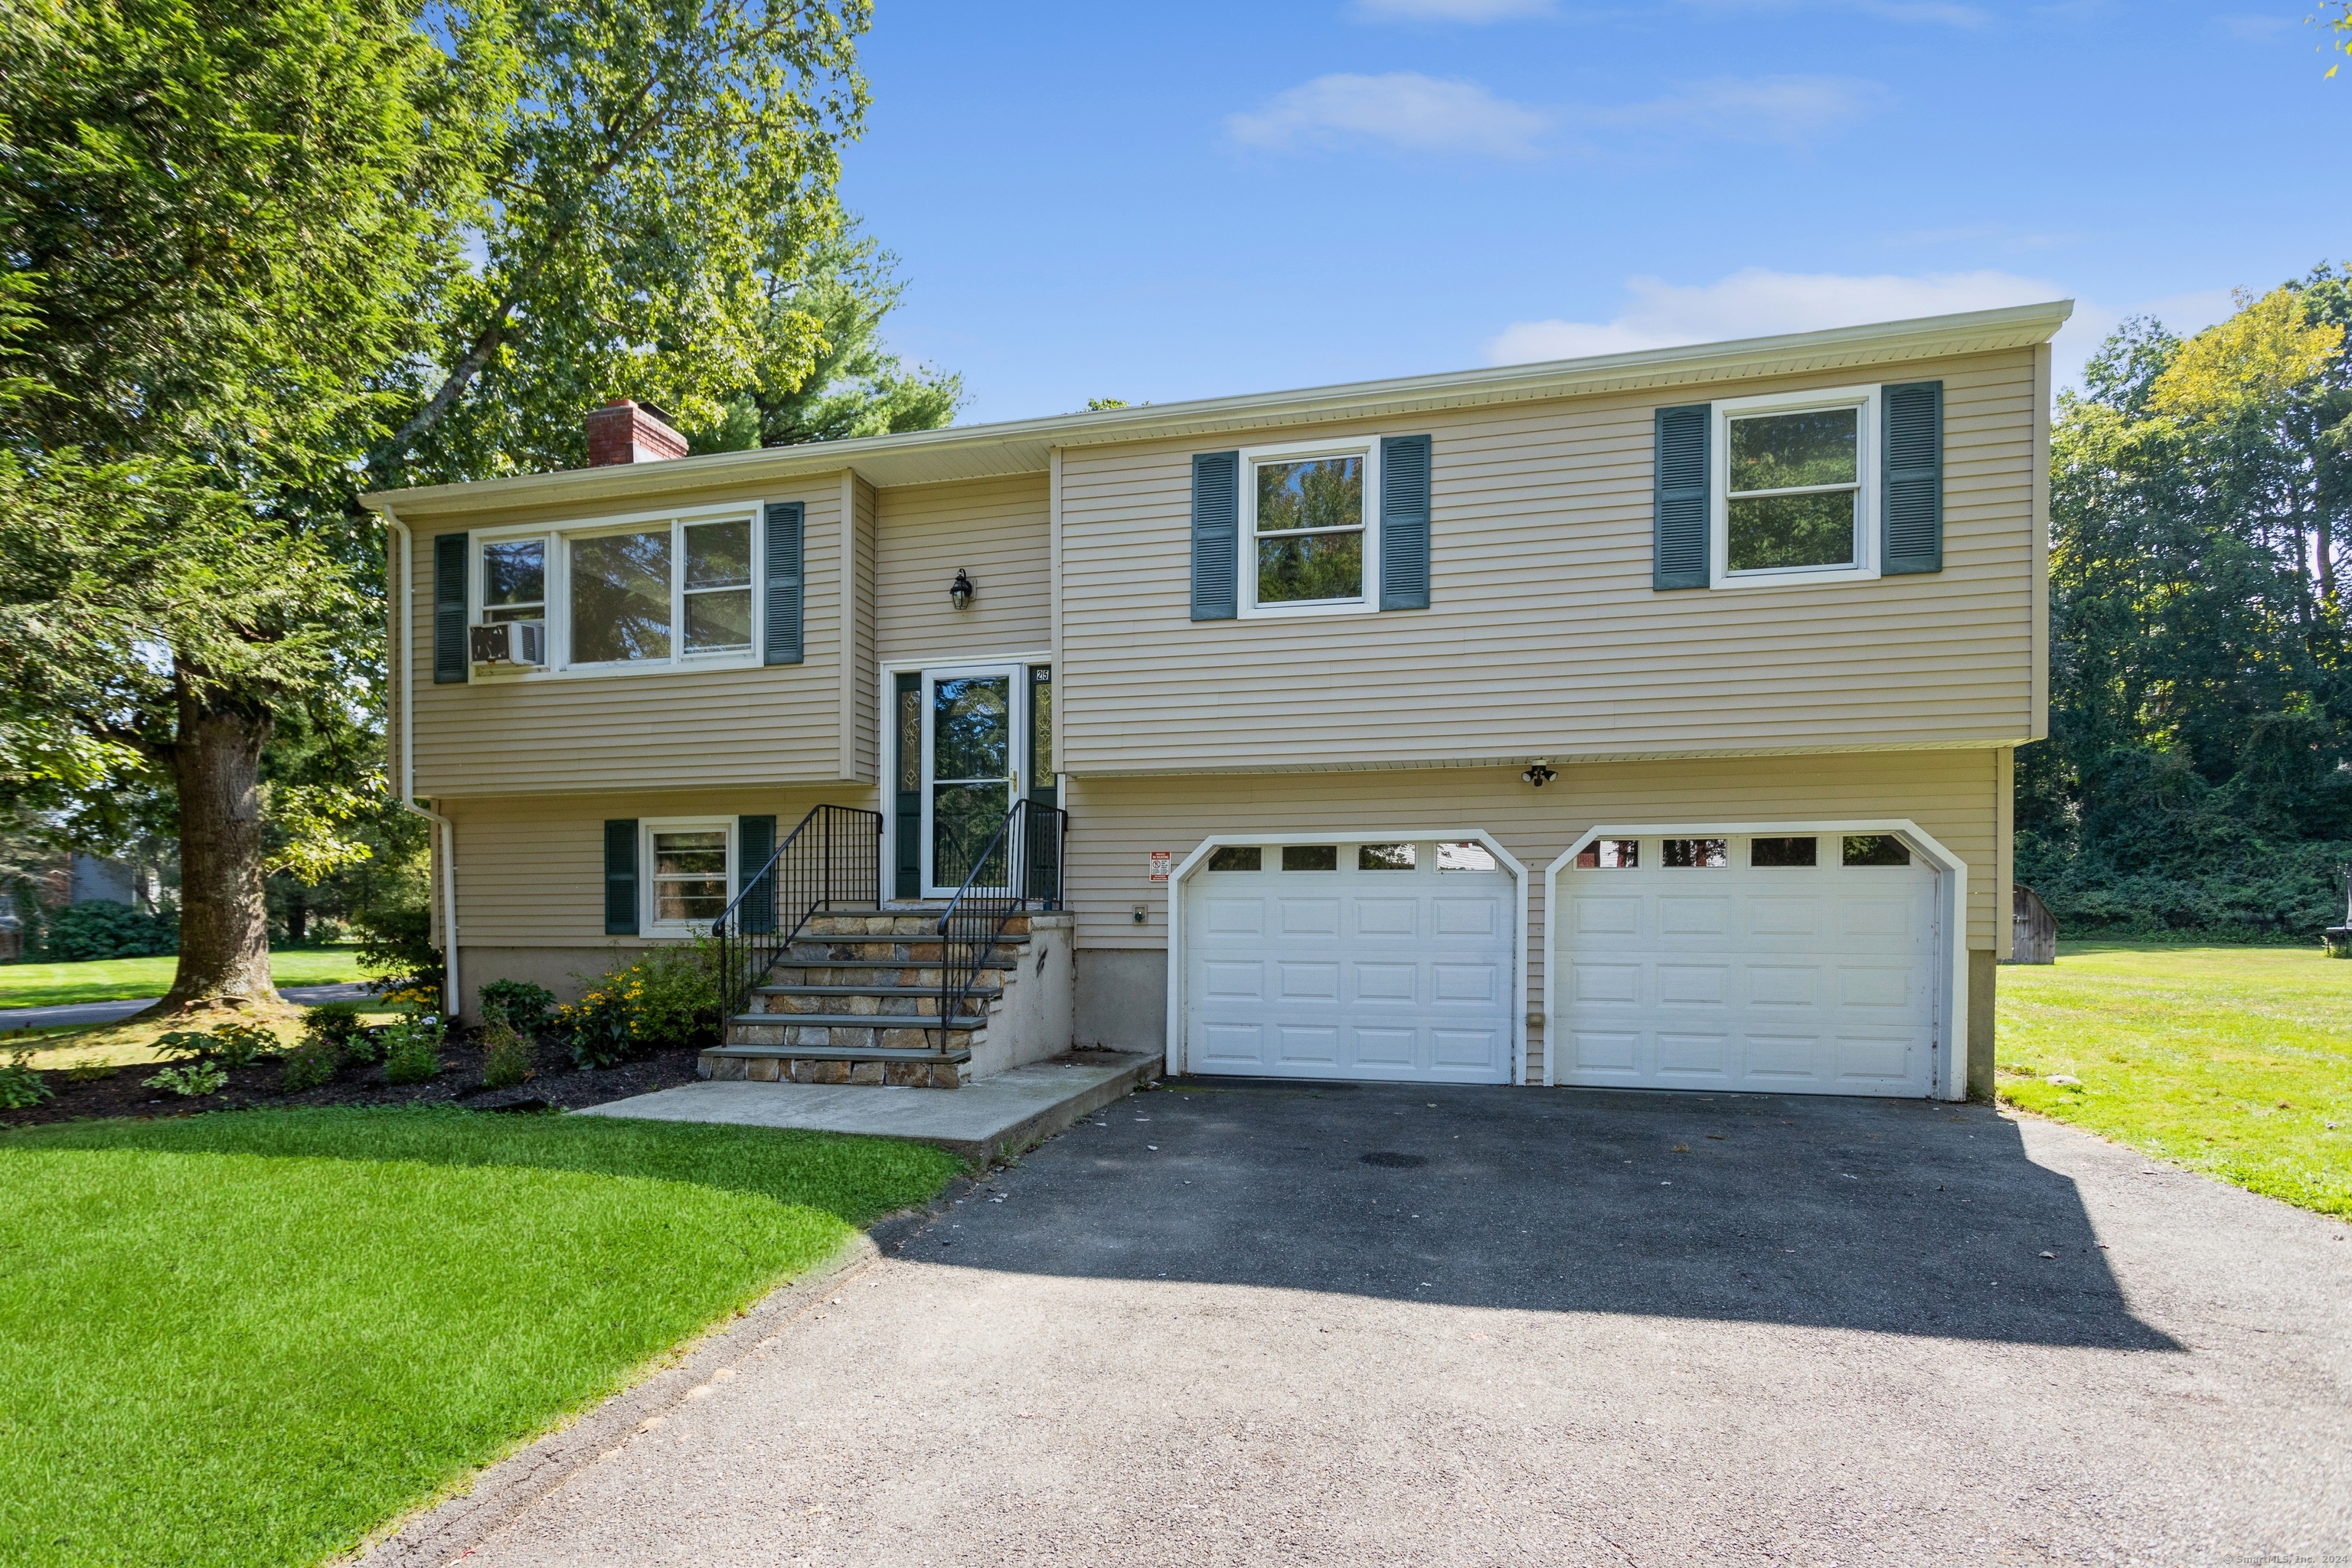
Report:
475,509,763,675
1576,838,1639,869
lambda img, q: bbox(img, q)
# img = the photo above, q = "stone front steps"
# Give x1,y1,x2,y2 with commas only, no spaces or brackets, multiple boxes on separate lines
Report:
697,906,1035,1089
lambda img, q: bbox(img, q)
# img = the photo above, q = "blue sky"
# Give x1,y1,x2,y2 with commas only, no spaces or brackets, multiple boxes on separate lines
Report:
841,1,2344,425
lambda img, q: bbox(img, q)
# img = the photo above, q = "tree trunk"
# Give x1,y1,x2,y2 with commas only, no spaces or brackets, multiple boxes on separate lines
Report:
155,698,279,1013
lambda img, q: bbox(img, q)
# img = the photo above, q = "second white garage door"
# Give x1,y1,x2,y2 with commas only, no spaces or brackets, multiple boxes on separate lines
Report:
1182,839,1515,1083
1557,831,1941,1097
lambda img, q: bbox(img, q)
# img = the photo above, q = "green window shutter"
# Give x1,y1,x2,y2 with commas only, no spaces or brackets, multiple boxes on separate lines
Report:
763,501,804,665
603,819,639,936
1379,434,1432,611
737,814,776,935
1191,451,1239,621
1881,381,1944,575
1652,405,1710,591
433,532,469,683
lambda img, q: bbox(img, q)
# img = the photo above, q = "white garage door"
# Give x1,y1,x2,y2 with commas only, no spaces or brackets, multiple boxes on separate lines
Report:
1557,831,1939,1097
1184,839,1515,1083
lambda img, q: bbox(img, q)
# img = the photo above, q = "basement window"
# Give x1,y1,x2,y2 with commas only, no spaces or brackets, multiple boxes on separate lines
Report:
645,819,734,933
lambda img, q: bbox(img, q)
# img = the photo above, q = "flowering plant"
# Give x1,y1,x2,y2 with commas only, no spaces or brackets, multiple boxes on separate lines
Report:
557,943,720,1069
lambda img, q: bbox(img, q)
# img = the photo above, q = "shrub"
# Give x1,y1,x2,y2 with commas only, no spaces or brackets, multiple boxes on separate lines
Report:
305,1001,388,1065
279,1039,341,1092
477,979,556,1037
207,1022,279,1069
557,943,722,1070
144,1061,228,1097
40,900,178,962
479,1020,536,1089
303,999,365,1037
0,1050,52,1109
153,1021,281,1070
381,1015,446,1085
352,901,441,993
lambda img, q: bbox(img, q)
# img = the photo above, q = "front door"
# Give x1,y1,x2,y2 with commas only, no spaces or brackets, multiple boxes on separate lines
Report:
922,665,1024,897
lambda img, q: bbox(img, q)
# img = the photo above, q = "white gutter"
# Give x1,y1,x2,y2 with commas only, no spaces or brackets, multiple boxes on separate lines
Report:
377,501,462,1020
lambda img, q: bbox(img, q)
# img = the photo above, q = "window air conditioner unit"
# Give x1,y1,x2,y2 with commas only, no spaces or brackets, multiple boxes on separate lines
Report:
469,621,545,668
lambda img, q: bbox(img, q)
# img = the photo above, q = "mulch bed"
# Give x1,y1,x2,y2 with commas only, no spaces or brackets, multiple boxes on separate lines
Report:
2,1031,707,1129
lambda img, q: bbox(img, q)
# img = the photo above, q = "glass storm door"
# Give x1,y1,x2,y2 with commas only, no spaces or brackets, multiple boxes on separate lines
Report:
923,667,1021,897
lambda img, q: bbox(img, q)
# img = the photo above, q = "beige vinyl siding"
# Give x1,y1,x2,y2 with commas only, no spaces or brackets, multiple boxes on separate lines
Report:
1058,346,2039,776
874,472,1051,664
443,786,881,949
1063,748,1998,1081
407,481,846,796
848,473,879,781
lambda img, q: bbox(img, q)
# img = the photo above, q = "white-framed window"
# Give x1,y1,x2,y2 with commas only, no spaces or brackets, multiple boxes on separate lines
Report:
643,818,735,934
1238,437,1380,618
471,505,760,676
1711,384,1880,590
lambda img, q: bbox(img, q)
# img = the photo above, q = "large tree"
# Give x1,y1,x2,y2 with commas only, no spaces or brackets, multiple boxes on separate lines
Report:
2018,269,2352,938
0,0,877,1015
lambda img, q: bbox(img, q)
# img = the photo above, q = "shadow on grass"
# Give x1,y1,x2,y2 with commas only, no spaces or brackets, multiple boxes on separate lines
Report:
1,1104,963,1229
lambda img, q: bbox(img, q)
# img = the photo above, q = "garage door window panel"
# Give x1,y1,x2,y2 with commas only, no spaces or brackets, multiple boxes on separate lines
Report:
1282,844,1339,871
1664,838,1728,868
1843,834,1912,867
1577,838,1638,869
1207,845,1262,871
1751,836,1818,867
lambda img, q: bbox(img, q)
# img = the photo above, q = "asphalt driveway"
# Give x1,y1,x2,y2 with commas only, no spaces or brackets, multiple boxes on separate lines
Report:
428,1081,2350,1566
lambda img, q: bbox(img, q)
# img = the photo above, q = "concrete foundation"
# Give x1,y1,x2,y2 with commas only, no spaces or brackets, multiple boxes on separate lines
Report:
1075,946,1167,1055
456,945,655,1022
1968,947,1997,1101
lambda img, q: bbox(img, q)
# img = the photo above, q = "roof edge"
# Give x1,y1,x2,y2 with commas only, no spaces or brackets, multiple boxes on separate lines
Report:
362,299,2073,518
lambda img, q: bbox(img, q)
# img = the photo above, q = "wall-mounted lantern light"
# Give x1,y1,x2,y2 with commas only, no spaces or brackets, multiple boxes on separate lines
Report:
949,569,976,610
1521,757,1557,788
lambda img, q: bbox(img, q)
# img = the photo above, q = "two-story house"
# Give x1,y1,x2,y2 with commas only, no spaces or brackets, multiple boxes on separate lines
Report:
365,299,2066,1103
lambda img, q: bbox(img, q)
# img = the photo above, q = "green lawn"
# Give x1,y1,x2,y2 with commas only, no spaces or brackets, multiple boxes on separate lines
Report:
0,1107,961,1568
1998,942,2352,1218
0,949,367,1009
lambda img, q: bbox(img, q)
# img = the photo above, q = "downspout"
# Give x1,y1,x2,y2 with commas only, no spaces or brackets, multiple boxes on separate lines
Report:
377,501,462,1020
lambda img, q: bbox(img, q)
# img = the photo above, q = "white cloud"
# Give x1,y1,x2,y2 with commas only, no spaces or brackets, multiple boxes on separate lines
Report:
1352,0,1555,19
2217,12,2293,38
1573,75,1887,146
1485,268,2067,362
1226,73,1549,158
1687,0,1989,24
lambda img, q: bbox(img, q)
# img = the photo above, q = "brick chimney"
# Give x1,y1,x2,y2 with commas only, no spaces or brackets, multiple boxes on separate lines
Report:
585,399,688,467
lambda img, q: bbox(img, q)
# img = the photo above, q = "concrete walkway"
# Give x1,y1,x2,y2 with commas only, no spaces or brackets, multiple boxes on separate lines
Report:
0,982,376,1032
370,1082,2352,1566
577,1052,1160,1161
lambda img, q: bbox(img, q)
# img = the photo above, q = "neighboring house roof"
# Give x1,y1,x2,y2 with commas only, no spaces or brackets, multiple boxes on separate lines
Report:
361,299,2073,518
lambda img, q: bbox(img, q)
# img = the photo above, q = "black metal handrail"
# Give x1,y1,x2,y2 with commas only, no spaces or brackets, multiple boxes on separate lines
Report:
710,805,884,1025
934,798,1067,1048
